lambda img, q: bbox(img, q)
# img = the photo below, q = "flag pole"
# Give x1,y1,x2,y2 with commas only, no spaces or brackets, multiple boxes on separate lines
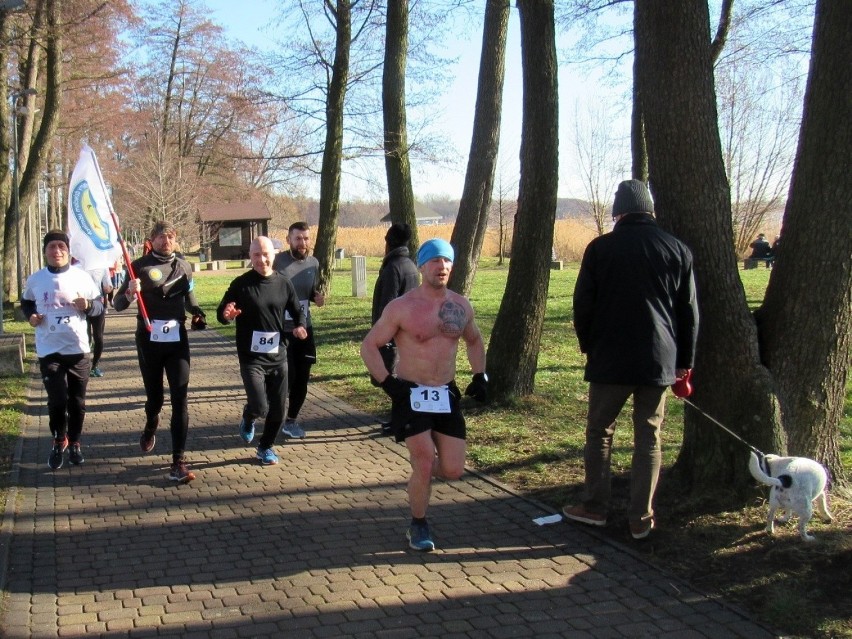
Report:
87,147,152,332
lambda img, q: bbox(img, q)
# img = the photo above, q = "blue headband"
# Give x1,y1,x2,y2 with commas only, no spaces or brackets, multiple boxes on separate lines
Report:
417,238,454,268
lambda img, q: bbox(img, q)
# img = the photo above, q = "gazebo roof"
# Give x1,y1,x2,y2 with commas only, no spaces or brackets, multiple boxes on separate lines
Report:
199,200,271,223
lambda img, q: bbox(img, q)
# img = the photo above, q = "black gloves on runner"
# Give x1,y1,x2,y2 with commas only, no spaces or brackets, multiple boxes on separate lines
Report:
465,373,488,403
380,375,411,401
190,306,207,330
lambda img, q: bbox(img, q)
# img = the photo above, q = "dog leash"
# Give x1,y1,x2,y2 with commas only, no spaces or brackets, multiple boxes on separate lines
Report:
678,397,767,459
672,371,772,474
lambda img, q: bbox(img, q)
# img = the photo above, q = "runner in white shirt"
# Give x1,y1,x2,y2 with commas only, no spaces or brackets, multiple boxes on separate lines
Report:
21,230,103,470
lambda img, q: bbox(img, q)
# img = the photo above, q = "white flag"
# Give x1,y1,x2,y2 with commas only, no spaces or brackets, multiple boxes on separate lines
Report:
67,144,122,271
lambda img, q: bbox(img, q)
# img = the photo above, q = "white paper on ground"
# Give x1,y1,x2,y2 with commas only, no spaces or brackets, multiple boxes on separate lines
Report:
533,514,563,526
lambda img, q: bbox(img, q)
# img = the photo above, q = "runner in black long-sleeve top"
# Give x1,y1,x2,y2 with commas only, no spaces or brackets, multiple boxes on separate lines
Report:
217,236,307,465
113,221,205,483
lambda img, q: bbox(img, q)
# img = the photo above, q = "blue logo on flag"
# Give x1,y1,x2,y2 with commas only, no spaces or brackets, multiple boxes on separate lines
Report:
70,180,114,250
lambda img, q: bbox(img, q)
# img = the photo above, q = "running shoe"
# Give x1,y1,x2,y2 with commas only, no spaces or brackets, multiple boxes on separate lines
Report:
406,521,435,552
168,461,196,484
239,417,256,443
256,446,279,465
140,418,158,453
69,442,84,465
281,420,306,439
48,436,68,470
90,367,104,378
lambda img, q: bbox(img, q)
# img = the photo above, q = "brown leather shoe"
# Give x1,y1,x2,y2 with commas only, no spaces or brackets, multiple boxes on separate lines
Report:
562,504,607,527
629,518,656,540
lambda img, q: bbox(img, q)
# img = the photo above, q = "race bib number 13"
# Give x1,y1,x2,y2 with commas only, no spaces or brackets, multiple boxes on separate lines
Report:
410,385,451,413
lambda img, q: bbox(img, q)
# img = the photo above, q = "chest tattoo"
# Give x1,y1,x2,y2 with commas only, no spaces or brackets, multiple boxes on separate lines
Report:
438,300,466,335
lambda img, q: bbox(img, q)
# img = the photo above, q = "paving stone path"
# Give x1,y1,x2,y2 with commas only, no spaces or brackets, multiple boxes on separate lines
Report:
0,312,780,638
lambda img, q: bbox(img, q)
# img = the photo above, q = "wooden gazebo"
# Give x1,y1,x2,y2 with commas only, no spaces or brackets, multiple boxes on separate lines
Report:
198,200,271,261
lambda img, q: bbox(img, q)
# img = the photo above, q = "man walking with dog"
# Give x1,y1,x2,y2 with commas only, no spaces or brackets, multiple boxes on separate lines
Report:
562,179,699,540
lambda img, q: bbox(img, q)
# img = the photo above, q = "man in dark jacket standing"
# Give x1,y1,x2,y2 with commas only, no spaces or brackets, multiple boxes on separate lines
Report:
562,179,699,540
371,222,420,435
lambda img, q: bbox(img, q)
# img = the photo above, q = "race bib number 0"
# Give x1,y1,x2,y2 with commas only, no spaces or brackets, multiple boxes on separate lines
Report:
251,330,279,353
284,299,309,322
150,319,180,342
410,385,451,413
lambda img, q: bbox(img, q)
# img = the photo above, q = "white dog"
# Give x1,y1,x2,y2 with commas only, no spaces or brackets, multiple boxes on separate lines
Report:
748,451,834,542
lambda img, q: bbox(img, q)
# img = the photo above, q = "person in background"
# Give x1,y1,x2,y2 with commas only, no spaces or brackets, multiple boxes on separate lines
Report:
370,222,420,435
361,238,488,552
562,179,698,540
85,266,113,377
21,230,103,469
113,221,205,484
771,235,781,265
749,233,773,267
108,258,125,307
217,237,307,465
272,222,325,440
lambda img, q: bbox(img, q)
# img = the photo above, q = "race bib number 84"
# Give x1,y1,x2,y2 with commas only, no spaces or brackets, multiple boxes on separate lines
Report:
251,331,279,353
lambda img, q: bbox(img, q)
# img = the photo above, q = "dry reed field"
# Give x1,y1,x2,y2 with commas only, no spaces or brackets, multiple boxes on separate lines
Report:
332,220,598,261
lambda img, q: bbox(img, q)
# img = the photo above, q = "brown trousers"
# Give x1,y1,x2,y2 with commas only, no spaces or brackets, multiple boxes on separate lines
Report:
582,383,667,524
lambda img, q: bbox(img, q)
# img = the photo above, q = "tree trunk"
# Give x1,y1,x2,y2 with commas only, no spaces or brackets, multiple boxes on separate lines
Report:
19,0,61,239
382,0,417,248
487,0,558,400
630,7,648,183
756,0,852,482
448,0,509,296
635,0,785,494
313,0,351,293
0,10,13,304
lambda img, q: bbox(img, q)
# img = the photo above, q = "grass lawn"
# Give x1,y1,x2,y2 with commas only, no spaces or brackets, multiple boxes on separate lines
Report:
2,259,849,638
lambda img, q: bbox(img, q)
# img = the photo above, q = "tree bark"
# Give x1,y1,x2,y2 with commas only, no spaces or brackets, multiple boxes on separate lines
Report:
19,0,61,227
635,0,785,494
313,0,351,293
757,0,852,481
0,10,13,303
630,7,648,182
487,0,558,400
382,0,417,248
448,0,509,296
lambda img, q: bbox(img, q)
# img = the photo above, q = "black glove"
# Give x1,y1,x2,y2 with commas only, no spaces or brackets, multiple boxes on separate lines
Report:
465,373,488,403
190,306,207,330
380,375,410,401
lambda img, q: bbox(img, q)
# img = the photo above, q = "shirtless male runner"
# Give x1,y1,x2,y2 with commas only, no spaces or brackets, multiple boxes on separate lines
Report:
361,238,488,551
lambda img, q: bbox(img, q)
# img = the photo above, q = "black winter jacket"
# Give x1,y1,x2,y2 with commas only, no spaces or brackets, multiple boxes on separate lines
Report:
573,214,698,386
371,246,419,324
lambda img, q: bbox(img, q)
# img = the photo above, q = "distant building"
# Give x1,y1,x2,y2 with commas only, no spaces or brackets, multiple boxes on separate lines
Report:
198,200,271,261
379,202,444,226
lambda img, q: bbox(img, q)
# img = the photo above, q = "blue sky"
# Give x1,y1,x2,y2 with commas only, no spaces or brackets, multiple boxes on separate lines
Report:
204,1,630,201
